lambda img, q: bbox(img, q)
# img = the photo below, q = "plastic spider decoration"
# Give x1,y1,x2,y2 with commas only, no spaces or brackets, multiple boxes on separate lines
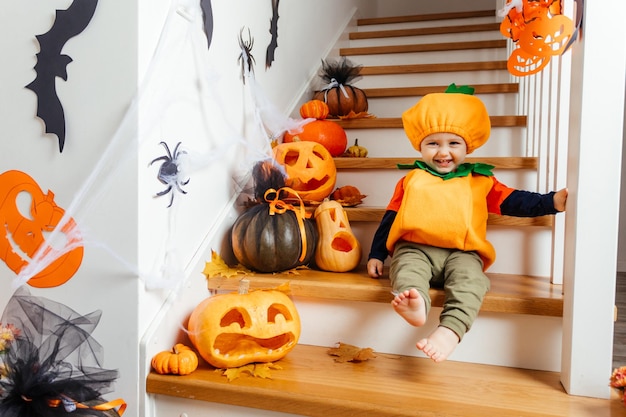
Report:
150,141,190,207
238,27,255,83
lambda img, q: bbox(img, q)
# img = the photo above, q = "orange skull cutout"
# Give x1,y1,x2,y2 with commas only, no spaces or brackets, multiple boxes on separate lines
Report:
518,14,573,57
313,200,361,272
188,289,301,368
0,170,83,288
507,47,551,77
273,141,337,202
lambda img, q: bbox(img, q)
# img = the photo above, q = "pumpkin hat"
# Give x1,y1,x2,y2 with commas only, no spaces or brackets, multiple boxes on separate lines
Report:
402,85,491,154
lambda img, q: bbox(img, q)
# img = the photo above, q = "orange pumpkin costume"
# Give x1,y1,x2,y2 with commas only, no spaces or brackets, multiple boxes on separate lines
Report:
368,88,561,340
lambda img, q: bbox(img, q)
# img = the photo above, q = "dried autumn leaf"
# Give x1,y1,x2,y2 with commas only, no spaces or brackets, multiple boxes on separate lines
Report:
338,110,376,120
219,363,283,381
203,249,251,278
327,342,377,363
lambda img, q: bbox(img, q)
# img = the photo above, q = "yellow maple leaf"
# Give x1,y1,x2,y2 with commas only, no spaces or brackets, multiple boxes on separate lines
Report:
327,342,377,363
219,363,283,381
203,250,251,279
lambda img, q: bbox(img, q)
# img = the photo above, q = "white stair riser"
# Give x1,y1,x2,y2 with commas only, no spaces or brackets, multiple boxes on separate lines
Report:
349,223,554,276
349,30,502,48
348,48,508,66
356,16,499,32
365,92,517,117
343,126,528,158
354,70,512,89
294,298,562,371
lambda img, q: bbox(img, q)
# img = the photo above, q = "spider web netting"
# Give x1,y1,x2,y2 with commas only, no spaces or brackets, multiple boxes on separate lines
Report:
11,0,309,290
0,287,124,416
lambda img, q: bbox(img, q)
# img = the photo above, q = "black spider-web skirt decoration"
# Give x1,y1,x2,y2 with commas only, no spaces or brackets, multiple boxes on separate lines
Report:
0,287,125,416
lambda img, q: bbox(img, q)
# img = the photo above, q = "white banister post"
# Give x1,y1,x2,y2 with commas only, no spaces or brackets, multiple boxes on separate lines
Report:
560,0,626,397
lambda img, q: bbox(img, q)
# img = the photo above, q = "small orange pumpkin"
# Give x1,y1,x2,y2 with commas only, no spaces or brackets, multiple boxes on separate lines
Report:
151,343,199,375
314,200,361,272
273,141,337,202
188,289,301,368
300,100,329,120
283,120,347,157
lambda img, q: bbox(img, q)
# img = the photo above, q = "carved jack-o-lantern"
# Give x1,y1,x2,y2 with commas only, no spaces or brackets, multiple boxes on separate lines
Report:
188,288,301,368
314,200,361,272
0,170,83,288
273,141,337,202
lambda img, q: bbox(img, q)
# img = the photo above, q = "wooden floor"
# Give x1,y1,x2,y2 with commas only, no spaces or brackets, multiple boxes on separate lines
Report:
613,272,626,368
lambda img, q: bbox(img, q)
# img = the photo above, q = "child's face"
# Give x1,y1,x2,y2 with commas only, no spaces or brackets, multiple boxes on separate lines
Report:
419,132,467,174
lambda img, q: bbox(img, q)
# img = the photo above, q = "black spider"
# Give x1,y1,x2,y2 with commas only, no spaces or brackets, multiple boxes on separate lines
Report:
150,141,190,207
238,27,255,83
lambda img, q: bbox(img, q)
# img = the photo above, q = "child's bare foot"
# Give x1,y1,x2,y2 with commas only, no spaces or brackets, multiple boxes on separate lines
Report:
391,288,426,327
416,326,460,363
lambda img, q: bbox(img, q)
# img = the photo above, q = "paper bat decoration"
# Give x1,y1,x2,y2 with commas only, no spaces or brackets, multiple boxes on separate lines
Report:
200,0,213,49
265,0,279,69
26,0,99,152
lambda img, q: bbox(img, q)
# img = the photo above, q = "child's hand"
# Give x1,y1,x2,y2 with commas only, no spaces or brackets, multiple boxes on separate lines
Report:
367,258,384,278
554,188,568,212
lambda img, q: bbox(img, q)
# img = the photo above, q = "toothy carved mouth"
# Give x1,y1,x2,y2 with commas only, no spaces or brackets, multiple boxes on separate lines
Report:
213,333,297,359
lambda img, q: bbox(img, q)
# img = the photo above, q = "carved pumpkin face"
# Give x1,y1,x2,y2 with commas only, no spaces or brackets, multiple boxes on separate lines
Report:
188,289,301,368
273,141,337,202
314,200,361,272
0,170,83,288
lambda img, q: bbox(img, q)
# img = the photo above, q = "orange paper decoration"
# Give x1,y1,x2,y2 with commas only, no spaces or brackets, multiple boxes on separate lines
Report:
0,170,83,287
500,0,574,76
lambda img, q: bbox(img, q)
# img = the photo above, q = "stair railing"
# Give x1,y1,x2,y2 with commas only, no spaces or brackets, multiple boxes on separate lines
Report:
500,0,574,285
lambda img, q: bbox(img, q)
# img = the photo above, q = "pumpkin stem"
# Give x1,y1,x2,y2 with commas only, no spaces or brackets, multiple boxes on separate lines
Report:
238,279,250,294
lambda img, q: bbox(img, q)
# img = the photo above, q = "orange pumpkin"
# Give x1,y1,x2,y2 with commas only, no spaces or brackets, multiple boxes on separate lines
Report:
299,100,329,120
0,170,83,288
272,141,337,202
151,344,199,375
313,200,361,272
188,289,301,368
283,120,347,157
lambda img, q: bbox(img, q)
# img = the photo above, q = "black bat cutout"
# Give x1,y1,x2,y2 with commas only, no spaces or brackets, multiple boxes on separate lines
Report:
265,0,279,69
200,0,213,49
26,0,98,153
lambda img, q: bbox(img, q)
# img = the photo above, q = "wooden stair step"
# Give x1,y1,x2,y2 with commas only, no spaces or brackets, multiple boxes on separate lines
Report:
207,268,562,317
334,156,536,170
334,115,526,129
360,61,508,76
146,344,621,417
357,10,496,26
350,22,501,40
340,39,507,57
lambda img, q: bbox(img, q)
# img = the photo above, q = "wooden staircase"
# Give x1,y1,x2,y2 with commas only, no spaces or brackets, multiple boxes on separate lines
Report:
146,10,620,416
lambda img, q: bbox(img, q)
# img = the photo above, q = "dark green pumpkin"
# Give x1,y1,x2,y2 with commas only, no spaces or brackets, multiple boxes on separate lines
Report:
231,203,317,273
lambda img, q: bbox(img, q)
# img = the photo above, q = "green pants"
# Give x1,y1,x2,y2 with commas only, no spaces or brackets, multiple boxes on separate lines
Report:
389,241,490,340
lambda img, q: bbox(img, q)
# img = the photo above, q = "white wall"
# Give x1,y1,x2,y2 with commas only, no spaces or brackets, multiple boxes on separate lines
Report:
0,1,375,416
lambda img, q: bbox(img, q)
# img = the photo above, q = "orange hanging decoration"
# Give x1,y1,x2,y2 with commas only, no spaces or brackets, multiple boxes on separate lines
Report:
0,170,84,287
499,0,574,76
